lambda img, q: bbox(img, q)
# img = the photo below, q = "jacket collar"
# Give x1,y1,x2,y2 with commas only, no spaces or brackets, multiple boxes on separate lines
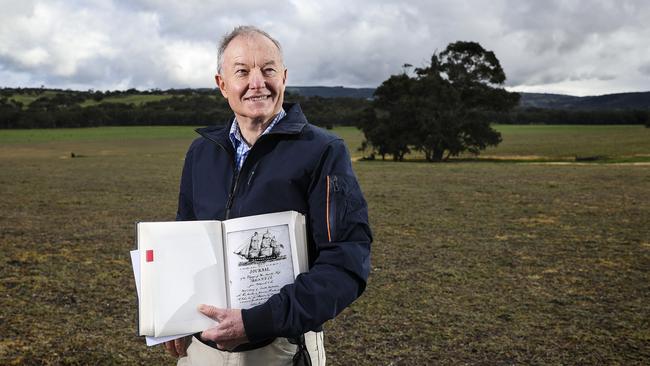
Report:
195,103,307,146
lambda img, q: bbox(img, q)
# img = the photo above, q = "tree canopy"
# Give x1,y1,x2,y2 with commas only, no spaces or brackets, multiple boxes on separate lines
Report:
358,41,520,161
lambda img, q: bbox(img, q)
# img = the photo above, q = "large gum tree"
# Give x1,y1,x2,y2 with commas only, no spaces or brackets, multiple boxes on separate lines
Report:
360,41,520,162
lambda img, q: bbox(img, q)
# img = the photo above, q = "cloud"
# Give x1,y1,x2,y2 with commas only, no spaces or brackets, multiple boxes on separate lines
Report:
638,62,650,76
0,0,649,95
492,0,650,94
0,0,216,89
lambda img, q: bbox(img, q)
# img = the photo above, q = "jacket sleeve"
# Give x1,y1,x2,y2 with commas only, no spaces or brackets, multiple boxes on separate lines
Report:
242,138,372,340
176,142,196,221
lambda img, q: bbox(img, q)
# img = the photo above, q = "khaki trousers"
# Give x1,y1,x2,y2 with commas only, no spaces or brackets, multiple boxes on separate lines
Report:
177,331,325,366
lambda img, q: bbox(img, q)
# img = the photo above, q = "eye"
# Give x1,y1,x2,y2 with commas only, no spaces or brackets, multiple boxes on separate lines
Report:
235,69,248,76
263,68,276,76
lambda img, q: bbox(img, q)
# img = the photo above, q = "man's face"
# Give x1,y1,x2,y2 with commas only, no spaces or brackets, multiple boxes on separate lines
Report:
216,33,287,125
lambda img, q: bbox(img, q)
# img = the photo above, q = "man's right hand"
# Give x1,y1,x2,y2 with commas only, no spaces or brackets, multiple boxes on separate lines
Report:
163,335,192,358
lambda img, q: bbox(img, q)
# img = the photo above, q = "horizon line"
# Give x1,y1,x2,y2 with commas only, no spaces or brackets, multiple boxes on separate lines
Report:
2,85,650,98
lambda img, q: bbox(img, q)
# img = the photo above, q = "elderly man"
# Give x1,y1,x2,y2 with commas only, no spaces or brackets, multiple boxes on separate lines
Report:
166,25,372,366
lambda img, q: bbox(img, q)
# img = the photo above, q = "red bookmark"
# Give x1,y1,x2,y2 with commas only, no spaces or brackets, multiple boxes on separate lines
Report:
146,249,154,262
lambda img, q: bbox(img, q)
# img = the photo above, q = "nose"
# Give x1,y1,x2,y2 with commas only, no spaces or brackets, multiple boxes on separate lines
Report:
249,68,265,89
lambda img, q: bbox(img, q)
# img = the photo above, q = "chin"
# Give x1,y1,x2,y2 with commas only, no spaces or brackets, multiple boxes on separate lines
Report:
247,104,278,116
247,105,273,114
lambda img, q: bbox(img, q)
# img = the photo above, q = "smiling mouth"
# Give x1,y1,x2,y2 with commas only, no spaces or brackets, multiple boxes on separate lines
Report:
245,95,271,102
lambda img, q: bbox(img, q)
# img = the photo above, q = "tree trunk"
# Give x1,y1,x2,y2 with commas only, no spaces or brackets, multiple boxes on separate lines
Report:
431,147,444,162
423,148,433,162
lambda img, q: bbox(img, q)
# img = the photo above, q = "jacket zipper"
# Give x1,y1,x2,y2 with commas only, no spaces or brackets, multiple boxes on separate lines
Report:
228,157,263,218
327,175,339,242
197,132,239,220
225,169,240,219
199,130,273,220
227,135,274,217
247,161,260,186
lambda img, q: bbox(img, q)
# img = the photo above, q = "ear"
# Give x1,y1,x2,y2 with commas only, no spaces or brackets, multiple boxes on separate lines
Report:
281,68,287,85
215,74,228,99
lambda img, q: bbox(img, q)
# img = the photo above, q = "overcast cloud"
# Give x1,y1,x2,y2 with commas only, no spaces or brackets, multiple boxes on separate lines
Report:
1,0,649,96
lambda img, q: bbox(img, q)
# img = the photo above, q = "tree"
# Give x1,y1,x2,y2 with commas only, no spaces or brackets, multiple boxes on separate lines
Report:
358,74,416,160
0,98,23,128
359,41,520,161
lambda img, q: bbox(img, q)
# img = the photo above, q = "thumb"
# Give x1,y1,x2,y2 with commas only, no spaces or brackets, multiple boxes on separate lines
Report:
198,304,224,320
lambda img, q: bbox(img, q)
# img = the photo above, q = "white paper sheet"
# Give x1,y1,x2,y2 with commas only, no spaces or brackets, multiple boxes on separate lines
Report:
130,250,192,346
137,221,226,337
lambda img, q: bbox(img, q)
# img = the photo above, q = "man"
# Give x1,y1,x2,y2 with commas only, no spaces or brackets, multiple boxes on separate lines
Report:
166,25,372,365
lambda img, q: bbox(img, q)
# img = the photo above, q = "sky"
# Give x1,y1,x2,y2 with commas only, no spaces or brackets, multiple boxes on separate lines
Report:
1,0,649,96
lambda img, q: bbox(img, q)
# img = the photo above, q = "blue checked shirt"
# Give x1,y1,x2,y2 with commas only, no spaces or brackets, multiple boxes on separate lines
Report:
229,109,286,172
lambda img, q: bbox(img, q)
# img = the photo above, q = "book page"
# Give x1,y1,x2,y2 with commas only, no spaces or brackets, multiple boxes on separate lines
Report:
137,220,227,337
222,211,305,309
130,250,192,346
294,214,309,273
138,225,154,336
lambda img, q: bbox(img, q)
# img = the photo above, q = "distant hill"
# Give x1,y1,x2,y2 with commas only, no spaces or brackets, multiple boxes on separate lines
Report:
284,86,650,111
286,86,375,99
516,93,581,109
518,92,650,110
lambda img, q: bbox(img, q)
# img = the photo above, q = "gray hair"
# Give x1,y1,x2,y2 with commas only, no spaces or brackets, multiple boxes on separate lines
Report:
217,25,283,74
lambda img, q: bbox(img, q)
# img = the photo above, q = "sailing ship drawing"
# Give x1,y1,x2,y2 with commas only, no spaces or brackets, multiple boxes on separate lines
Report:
234,229,285,264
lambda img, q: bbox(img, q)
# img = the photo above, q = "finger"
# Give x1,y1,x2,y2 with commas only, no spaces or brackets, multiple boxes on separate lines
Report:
165,340,179,358
217,341,237,351
198,304,226,321
201,326,220,342
174,338,187,357
217,337,246,351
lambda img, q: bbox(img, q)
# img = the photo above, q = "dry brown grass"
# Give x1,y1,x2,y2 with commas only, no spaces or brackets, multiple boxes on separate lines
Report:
1,126,649,365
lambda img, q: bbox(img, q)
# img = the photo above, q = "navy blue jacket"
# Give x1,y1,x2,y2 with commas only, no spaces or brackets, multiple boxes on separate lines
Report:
176,103,372,343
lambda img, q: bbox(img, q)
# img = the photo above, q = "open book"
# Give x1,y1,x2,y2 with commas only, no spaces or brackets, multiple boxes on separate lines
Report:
135,210,308,338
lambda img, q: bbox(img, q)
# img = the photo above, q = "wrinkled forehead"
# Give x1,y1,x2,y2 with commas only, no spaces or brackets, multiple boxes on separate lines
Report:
223,33,283,67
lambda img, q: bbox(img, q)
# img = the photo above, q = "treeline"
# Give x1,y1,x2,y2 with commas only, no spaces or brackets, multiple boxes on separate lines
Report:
486,108,650,126
0,88,368,129
1,87,649,129
0,94,231,129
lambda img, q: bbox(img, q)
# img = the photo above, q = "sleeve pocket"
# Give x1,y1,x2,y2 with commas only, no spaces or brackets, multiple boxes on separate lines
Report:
326,174,366,243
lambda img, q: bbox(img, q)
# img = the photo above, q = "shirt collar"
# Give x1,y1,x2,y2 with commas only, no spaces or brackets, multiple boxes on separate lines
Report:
229,108,287,149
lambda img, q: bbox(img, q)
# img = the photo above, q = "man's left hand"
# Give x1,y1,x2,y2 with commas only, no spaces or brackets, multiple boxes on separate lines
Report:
198,304,248,350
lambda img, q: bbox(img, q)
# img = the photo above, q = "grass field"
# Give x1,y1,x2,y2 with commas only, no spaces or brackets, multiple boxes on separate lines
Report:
483,125,650,161
8,93,224,109
8,93,180,108
80,94,177,107
1,125,649,365
8,91,61,106
0,126,199,144
2,124,648,161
